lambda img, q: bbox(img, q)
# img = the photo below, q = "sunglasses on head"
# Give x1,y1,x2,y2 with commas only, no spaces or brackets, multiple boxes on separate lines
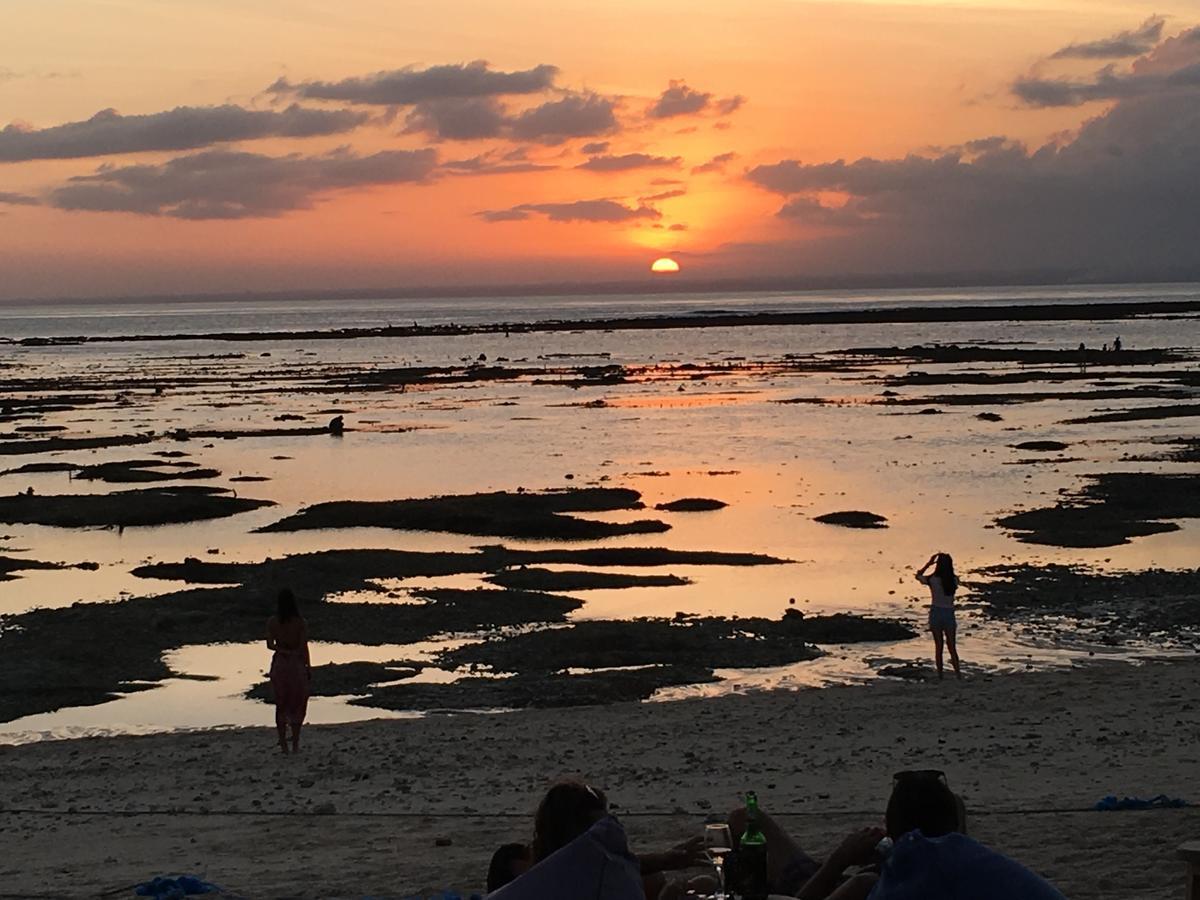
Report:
892,769,949,788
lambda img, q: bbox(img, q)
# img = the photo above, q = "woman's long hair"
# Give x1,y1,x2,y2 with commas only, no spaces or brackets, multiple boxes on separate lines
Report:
934,554,958,596
277,588,300,623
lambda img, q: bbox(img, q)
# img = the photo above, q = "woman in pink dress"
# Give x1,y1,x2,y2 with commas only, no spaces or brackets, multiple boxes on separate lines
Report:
266,588,310,754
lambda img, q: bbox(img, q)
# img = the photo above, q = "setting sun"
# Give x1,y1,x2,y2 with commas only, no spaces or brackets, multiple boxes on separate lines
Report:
651,257,681,274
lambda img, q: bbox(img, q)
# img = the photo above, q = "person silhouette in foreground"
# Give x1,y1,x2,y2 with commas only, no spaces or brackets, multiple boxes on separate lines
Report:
819,771,1065,900
266,588,310,754
488,781,710,899
772,771,1063,899
915,552,961,680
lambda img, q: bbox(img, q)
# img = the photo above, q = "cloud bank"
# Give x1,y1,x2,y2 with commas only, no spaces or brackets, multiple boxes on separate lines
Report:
0,104,368,162
49,147,437,219
647,80,744,119
1051,16,1165,60
577,153,680,172
743,27,1200,276
479,199,661,223
0,191,39,206
269,61,558,105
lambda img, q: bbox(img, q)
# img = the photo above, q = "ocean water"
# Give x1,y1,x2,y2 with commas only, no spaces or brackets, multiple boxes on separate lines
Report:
3,281,1200,340
1,283,1197,742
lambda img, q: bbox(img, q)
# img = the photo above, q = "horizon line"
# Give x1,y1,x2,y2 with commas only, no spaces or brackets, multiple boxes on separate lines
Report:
6,266,1200,308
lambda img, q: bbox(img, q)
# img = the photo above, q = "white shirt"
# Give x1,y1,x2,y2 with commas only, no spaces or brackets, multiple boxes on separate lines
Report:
917,573,955,608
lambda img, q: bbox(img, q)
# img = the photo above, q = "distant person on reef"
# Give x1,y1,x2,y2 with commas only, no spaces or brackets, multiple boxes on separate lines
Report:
328,415,344,435
266,588,310,753
915,553,961,680
1113,336,1122,352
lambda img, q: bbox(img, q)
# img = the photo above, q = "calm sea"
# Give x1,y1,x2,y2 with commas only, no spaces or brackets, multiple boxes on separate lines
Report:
4,282,1200,340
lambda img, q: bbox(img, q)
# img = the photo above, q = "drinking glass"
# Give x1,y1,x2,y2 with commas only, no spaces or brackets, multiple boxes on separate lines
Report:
703,823,734,900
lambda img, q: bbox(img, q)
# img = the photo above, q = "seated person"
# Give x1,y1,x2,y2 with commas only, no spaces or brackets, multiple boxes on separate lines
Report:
488,781,711,899
487,843,532,894
809,771,1066,900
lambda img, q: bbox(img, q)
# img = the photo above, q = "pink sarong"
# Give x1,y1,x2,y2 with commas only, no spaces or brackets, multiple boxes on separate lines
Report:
270,651,309,727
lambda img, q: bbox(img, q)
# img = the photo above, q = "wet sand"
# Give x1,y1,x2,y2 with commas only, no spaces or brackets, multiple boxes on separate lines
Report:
1,659,1197,899
2,293,1198,736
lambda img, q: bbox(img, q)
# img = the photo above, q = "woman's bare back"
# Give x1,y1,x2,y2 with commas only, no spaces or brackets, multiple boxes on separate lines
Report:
267,615,308,655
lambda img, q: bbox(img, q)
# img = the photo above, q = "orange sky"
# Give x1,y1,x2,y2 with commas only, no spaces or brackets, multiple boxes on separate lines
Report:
0,0,1195,299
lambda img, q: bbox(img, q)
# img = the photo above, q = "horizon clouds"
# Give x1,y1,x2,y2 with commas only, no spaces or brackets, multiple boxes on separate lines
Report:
3,9,1200,296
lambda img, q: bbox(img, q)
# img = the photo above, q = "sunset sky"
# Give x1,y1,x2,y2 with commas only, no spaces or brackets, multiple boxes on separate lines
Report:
1,0,1198,299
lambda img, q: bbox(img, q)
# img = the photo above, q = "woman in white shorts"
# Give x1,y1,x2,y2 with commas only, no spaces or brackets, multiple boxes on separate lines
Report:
916,552,962,680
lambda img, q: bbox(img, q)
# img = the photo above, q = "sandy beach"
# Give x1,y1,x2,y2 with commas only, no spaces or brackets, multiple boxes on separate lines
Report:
2,658,1198,899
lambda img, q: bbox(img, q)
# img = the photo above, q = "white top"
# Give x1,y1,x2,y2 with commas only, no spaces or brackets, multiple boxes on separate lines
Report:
917,572,955,608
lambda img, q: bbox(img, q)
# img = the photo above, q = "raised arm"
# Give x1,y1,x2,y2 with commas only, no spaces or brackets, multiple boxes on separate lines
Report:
915,553,938,581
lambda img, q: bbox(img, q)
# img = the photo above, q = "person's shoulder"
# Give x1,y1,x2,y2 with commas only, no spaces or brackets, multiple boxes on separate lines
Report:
266,614,279,627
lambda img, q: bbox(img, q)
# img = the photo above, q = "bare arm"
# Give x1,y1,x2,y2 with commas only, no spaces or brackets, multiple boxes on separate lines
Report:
796,828,884,900
300,618,311,671
265,617,278,651
826,874,878,900
639,836,707,874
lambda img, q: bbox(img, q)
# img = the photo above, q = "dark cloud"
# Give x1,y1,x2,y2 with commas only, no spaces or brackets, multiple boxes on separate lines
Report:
964,136,1009,154
639,188,686,202
668,223,688,231
692,151,737,174
647,82,743,120
1014,25,1200,107
650,177,684,186
509,93,618,144
441,152,555,176
478,198,661,223
743,30,1200,277
577,152,680,172
402,97,508,140
270,61,558,105
777,196,868,228
715,95,745,116
49,147,437,219
0,191,39,206
477,207,532,222
581,141,610,154
1051,16,1165,59
0,104,369,163
649,81,711,118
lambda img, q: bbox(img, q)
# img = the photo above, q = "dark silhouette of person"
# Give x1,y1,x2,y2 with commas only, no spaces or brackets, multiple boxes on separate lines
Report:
266,588,310,754
328,415,344,435
1113,336,1122,352
488,843,533,893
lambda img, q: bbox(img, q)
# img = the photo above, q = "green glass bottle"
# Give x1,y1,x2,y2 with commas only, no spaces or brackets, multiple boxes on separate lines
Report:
739,791,769,900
